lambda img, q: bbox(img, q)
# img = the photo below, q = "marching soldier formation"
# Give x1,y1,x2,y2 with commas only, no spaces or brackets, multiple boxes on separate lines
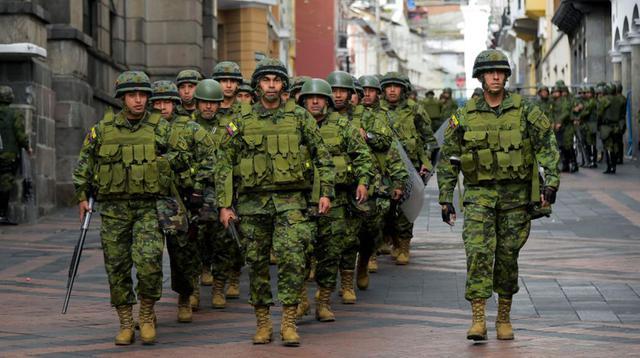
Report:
65,50,568,347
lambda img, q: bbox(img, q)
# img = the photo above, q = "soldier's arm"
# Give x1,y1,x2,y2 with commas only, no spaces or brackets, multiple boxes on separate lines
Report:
72,126,99,202
525,103,560,189
13,110,29,150
362,111,392,152
191,123,216,191
214,128,241,209
343,121,373,186
387,142,409,190
414,106,436,170
300,111,335,199
437,113,463,204
156,118,191,173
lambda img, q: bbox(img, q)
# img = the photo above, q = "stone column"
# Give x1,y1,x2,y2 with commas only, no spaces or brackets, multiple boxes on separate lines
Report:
619,42,632,100
628,31,640,158
610,51,622,82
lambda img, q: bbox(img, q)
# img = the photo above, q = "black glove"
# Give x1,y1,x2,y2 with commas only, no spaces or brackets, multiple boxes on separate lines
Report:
542,186,557,204
189,190,204,209
441,203,456,225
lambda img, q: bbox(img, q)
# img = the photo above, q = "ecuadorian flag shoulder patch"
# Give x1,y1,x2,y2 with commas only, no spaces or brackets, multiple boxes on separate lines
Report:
226,122,238,136
449,114,459,129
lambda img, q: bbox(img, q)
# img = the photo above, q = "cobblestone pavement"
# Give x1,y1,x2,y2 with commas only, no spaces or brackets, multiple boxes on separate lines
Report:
1,162,640,357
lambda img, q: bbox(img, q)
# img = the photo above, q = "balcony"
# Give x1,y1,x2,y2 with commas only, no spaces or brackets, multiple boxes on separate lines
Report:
525,0,545,20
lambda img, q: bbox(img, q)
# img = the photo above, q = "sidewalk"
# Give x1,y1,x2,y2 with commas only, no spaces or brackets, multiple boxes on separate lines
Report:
1,161,640,357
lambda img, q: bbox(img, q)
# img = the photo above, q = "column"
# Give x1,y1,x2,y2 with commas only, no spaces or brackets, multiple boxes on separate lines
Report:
628,31,640,158
610,51,622,82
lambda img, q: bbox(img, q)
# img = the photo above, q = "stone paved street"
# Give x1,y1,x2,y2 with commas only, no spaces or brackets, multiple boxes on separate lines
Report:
1,162,640,357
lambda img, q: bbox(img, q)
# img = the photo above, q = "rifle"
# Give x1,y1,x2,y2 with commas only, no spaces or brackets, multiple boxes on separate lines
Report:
573,126,588,167
62,196,95,314
227,217,242,251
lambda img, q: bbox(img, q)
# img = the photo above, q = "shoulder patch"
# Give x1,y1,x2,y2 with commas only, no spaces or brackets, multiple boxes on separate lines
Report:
226,121,238,136
448,114,459,129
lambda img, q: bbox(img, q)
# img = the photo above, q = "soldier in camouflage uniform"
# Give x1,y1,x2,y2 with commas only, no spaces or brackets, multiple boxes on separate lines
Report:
581,87,599,168
215,58,335,346
613,82,627,165
175,69,203,118
0,86,30,225
73,71,191,345
298,78,373,321
437,50,560,341
351,75,364,106
420,90,443,132
237,79,255,104
551,84,575,172
440,87,459,123
598,84,623,174
150,80,215,323
535,85,552,118
355,75,408,286
380,71,436,265
289,76,311,103
211,61,252,303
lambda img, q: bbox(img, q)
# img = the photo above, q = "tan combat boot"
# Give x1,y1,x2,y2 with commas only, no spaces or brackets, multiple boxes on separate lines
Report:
378,240,391,255
253,305,273,344
296,284,310,319
114,305,135,345
467,299,487,341
340,270,356,304
177,294,192,323
390,237,400,260
211,277,226,309
315,286,335,322
201,265,213,286
280,305,300,346
368,255,378,273
225,270,241,299
356,256,369,290
139,298,157,344
190,280,200,311
395,239,411,265
496,296,514,340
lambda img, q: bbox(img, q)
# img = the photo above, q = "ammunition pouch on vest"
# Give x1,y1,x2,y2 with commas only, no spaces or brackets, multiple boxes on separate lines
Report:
319,113,354,187
94,111,172,198
387,103,420,166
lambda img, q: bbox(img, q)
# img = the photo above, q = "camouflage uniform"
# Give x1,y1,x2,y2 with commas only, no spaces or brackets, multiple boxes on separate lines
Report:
551,88,574,171
175,69,203,118
440,88,459,123
73,72,190,319
0,86,28,222
598,85,623,173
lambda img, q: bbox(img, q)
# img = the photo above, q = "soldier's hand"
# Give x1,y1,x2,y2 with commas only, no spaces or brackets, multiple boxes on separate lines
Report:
441,203,456,226
392,189,403,201
355,184,368,204
419,164,430,178
219,207,237,229
318,197,331,214
541,186,557,207
359,128,367,141
78,200,91,222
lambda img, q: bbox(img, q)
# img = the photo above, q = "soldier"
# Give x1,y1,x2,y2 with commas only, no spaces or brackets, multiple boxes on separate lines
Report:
598,84,622,174
421,90,443,133
613,82,627,165
355,75,408,285
440,87,459,122
352,76,364,106
211,61,252,302
237,79,255,104
298,78,373,321
575,86,598,168
551,85,575,172
0,86,31,225
290,76,311,102
535,85,552,118
380,71,436,265
215,58,335,346
437,50,560,341
175,69,203,118
73,71,190,345
150,80,215,322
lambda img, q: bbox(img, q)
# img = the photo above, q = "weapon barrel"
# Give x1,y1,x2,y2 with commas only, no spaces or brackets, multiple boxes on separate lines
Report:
62,197,94,314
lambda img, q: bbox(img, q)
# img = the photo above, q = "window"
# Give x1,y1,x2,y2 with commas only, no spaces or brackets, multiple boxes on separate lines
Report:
83,0,98,40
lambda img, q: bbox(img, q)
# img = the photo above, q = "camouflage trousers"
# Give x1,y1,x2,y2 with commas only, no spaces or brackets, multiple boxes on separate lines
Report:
240,209,314,306
210,220,244,281
358,198,390,259
313,207,359,289
384,199,414,241
165,222,199,296
99,199,164,306
462,203,531,300
0,156,17,192
198,221,215,271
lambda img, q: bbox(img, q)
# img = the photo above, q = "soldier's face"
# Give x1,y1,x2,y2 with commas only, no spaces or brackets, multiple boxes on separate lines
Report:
384,84,403,103
538,90,549,99
258,75,283,103
123,91,148,115
304,95,328,117
584,92,593,99
482,70,507,94
220,79,239,98
552,91,561,99
178,83,197,104
332,88,350,110
153,99,175,119
237,92,253,104
363,88,379,106
351,92,360,106
197,100,220,119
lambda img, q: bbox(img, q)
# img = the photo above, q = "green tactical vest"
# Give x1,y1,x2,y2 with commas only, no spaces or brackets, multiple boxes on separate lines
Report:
168,114,204,189
459,94,534,185
235,101,311,193
387,101,420,164
213,102,253,146
318,112,354,186
0,106,18,154
94,111,172,198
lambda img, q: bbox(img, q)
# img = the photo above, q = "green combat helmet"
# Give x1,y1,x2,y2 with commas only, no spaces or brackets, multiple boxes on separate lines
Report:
297,78,334,107
238,79,253,94
380,71,408,89
115,70,152,98
0,85,14,104
290,76,311,94
442,87,453,95
352,76,364,97
194,79,223,102
326,71,354,91
176,69,203,86
537,84,549,94
251,57,290,90
212,61,243,82
358,75,381,92
472,49,511,79
150,80,181,102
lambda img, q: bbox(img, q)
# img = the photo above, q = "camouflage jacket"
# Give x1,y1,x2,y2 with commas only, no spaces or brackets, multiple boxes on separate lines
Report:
437,93,560,209
440,98,458,120
551,96,572,127
0,104,28,160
